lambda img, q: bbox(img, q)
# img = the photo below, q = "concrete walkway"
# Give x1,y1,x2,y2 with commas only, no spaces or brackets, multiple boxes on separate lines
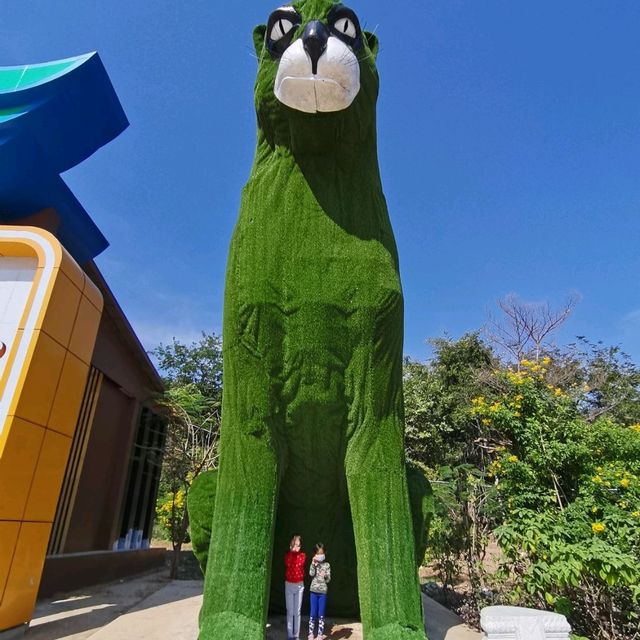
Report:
25,570,480,640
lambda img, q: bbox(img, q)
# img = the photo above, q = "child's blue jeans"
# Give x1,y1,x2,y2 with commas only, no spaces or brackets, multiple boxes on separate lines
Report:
308,592,327,637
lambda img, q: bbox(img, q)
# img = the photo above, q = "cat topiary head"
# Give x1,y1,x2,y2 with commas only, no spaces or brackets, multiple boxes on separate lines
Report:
253,1,380,152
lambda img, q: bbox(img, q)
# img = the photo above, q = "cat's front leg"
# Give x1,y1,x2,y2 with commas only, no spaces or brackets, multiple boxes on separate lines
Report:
344,307,427,640
199,340,283,640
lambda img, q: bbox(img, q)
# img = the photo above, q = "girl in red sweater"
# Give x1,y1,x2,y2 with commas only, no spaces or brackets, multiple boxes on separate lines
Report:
284,535,306,640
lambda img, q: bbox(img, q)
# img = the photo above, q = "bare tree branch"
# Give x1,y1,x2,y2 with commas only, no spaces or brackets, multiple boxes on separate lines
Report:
485,293,580,365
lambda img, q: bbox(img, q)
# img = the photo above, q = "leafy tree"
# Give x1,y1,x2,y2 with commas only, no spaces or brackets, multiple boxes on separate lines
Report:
404,333,497,621
404,333,494,470
152,333,223,577
575,338,640,425
404,327,640,638
153,332,223,399
486,369,640,638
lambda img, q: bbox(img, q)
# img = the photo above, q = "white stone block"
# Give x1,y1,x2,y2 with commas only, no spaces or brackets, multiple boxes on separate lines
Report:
481,605,571,640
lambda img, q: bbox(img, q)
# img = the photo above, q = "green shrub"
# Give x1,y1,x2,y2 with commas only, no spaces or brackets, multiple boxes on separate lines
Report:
407,346,640,639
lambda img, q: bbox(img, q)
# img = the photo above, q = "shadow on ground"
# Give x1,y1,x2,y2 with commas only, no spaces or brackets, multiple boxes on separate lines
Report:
27,569,479,640
27,570,177,639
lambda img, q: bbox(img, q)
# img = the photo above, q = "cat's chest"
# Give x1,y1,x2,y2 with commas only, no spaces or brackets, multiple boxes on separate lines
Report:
229,212,399,310
227,152,401,314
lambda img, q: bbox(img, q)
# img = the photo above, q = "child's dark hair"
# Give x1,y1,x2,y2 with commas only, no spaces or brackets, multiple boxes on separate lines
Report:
313,542,325,555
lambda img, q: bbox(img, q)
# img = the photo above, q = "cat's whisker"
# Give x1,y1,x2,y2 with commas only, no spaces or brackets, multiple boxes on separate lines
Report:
244,44,261,62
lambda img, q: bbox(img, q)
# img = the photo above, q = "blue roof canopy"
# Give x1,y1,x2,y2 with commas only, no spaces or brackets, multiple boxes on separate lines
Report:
0,52,129,263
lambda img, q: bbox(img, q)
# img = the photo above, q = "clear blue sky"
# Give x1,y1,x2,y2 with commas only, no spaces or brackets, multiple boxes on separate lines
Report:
5,1,640,362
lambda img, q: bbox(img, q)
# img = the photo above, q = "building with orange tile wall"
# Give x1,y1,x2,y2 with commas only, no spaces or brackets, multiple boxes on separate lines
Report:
0,54,167,636
0,227,103,631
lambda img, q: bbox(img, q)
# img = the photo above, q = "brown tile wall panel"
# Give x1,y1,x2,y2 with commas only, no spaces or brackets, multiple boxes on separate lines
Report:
90,314,150,401
62,377,137,553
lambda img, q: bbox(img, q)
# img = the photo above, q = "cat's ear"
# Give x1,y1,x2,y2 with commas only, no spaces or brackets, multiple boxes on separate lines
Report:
364,31,379,60
253,24,267,58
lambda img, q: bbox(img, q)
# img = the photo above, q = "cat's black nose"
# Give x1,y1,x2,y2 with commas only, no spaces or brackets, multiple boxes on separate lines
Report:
302,21,328,75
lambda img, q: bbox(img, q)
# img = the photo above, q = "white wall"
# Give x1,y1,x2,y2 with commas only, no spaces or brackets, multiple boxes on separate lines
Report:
0,257,37,382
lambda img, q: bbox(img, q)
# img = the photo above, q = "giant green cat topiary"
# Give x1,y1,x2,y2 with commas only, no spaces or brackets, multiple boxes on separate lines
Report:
191,2,432,638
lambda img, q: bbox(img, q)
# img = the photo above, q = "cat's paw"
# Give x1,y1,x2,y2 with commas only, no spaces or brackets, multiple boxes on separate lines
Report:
367,622,428,640
199,611,263,640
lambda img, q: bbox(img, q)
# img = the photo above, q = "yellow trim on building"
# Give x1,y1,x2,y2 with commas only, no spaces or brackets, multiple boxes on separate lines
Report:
0,226,103,632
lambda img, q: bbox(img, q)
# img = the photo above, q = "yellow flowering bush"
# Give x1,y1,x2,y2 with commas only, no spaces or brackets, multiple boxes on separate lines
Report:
404,334,640,638
506,370,527,385
478,357,640,639
156,488,186,539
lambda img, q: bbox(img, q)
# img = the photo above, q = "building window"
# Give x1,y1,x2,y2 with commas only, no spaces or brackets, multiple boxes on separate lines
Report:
114,406,166,550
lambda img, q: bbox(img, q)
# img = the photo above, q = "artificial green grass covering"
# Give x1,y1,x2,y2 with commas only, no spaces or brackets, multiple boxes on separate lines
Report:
407,464,435,568
187,469,218,577
191,1,432,638
189,465,434,604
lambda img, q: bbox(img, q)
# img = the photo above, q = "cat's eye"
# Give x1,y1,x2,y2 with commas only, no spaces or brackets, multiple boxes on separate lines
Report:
333,17,356,39
266,8,302,57
327,5,362,50
270,18,295,42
